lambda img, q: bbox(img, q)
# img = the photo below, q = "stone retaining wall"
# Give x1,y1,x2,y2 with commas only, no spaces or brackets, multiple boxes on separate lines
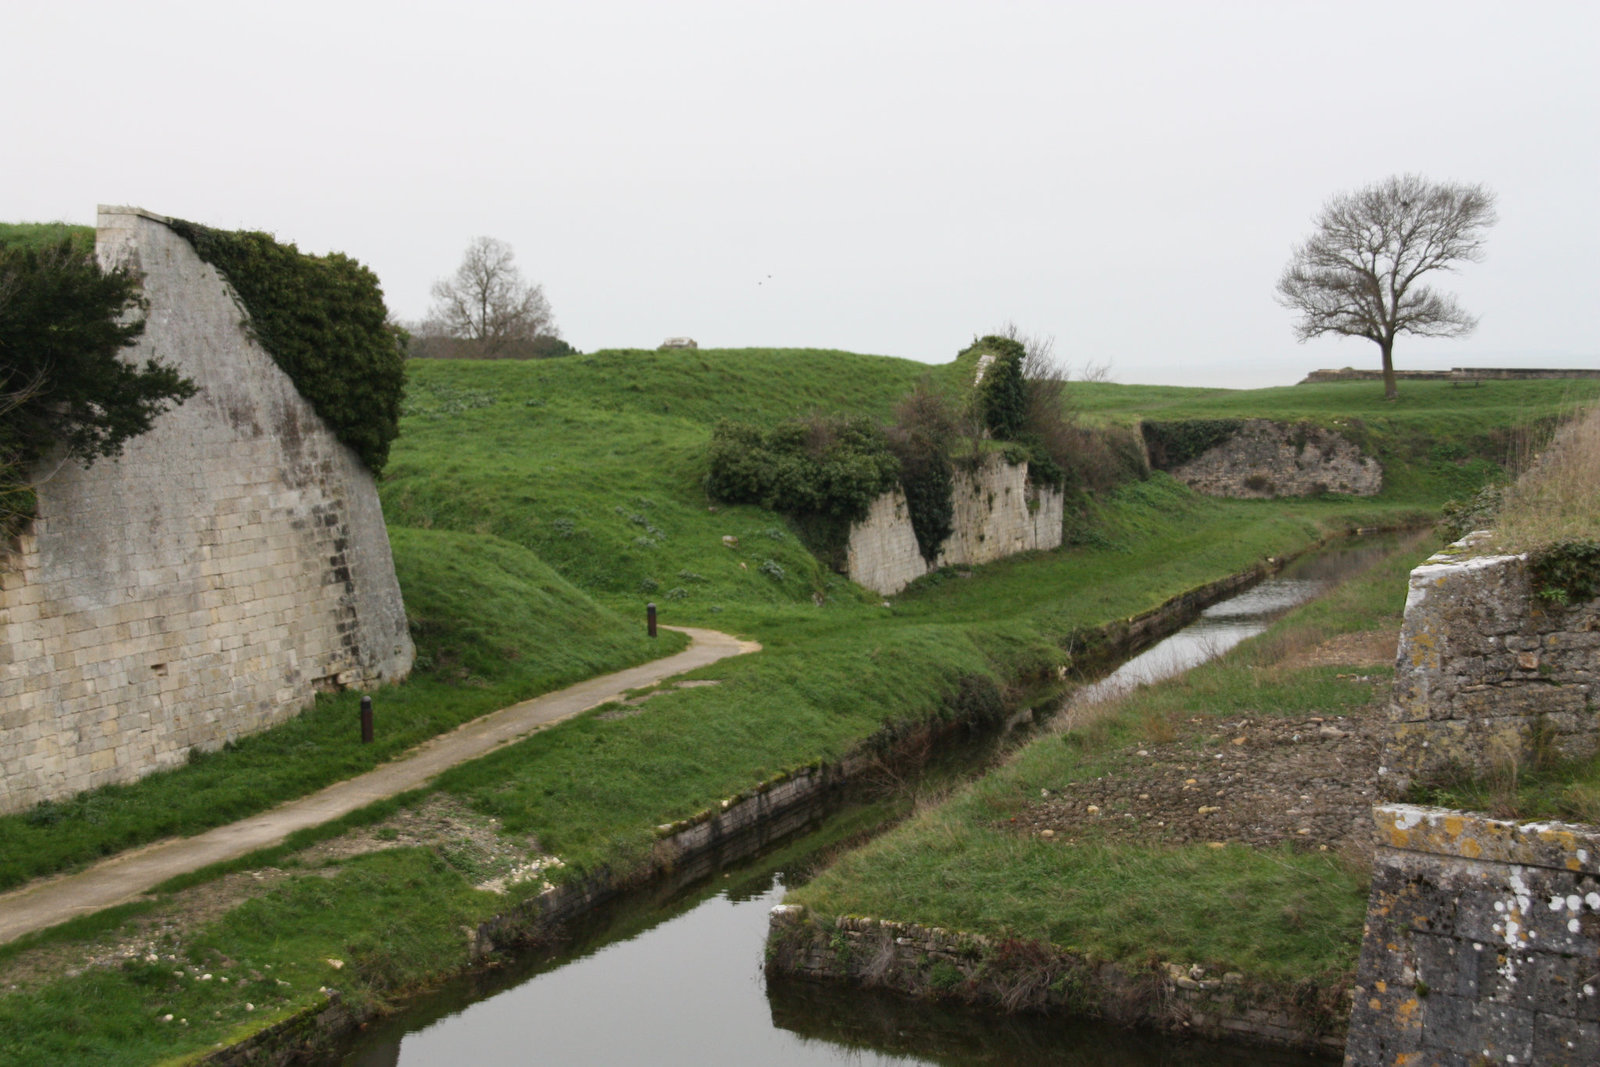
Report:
0,207,413,814
1379,537,1600,797
1166,419,1381,499
766,908,1346,1053
1300,368,1600,384
1346,804,1600,1065
845,455,1063,595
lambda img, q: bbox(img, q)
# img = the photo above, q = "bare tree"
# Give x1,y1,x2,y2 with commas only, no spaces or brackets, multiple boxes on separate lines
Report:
429,237,558,356
1277,174,1496,400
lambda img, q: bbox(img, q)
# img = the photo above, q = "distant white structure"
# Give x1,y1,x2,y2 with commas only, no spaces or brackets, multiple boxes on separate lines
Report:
658,337,699,350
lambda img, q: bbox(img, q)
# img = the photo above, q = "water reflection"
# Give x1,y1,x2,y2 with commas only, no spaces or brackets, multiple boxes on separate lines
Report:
1069,539,1397,708
341,875,1326,1066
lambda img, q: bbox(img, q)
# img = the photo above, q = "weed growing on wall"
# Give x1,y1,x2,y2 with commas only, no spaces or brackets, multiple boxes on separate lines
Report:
166,218,406,474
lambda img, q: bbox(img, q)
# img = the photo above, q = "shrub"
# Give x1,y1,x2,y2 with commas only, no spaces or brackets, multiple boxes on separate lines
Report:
1140,419,1244,469
1,238,197,540
887,381,958,562
705,414,899,521
165,218,407,474
964,335,1028,440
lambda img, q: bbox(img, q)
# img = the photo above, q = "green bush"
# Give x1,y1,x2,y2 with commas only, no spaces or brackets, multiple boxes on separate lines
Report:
165,218,406,474
1,239,197,539
705,414,899,520
966,336,1028,440
1140,418,1245,469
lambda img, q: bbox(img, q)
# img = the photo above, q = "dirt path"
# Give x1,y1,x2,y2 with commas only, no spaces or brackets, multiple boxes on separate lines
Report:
1012,630,1396,860
0,627,759,946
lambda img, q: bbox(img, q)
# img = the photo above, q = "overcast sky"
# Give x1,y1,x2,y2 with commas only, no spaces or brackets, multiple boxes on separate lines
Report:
4,1,1596,387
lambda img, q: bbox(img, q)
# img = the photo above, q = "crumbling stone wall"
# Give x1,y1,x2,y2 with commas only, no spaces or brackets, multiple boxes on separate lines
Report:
0,207,413,814
1167,419,1381,499
1346,804,1600,1066
1379,537,1600,797
844,455,1063,595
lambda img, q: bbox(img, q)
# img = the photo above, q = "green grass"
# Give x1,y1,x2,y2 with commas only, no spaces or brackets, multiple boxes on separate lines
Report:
0,222,94,255
2,349,1589,1060
785,533,1432,982
0,529,679,891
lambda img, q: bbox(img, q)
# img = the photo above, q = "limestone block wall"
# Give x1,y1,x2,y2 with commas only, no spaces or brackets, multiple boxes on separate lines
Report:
1346,804,1600,1066
844,455,1064,595
0,206,413,814
1379,537,1600,797
1167,420,1381,498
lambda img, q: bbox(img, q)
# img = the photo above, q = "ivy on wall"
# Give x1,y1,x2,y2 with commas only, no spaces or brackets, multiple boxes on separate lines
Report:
1527,541,1600,607
1140,419,1245,470
165,219,406,474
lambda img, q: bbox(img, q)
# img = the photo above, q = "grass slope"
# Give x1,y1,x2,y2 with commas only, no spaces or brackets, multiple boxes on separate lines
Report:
1,349,1588,1061
787,534,1430,983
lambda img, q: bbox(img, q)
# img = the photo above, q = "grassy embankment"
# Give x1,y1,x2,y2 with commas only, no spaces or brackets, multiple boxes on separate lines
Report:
0,351,1588,1062
785,535,1426,984
775,381,1600,1020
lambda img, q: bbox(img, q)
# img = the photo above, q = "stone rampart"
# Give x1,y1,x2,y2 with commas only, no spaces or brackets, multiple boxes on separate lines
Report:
845,455,1063,595
1379,537,1600,797
1167,419,1381,499
1346,804,1600,1065
1301,367,1600,384
0,207,413,814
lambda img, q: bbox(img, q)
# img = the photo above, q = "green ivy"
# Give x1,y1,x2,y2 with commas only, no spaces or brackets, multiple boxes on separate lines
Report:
704,415,900,521
1140,419,1245,469
1527,541,1600,607
963,336,1028,440
165,219,406,474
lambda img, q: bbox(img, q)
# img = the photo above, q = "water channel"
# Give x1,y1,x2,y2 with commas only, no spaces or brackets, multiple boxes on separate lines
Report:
336,537,1408,1066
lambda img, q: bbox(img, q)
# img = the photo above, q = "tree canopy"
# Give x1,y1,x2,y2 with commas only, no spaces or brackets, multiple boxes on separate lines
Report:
427,237,559,356
1277,174,1497,399
1,238,197,538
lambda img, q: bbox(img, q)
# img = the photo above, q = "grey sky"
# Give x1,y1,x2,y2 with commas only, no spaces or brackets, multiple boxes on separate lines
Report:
5,1,1595,387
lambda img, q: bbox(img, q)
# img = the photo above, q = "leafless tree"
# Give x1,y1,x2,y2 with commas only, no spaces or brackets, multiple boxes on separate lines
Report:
1277,174,1497,400
428,237,558,356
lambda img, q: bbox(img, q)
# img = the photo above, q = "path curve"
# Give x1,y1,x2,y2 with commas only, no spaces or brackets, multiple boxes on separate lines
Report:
0,627,759,945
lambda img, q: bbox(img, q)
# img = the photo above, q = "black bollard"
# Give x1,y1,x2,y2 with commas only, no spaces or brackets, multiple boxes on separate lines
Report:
360,694,374,743
647,602,657,638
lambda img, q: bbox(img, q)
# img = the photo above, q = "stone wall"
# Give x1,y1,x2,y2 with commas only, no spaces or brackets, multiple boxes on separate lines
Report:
1301,367,1600,384
1346,804,1600,1065
0,206,413,814
1379,537,1600,797
845,455,1063,595
1166,419,1381,499
767,908,1345,1053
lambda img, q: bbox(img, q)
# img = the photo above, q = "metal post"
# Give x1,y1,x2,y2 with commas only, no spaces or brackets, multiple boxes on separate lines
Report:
647,602,657,638
360,694,374,743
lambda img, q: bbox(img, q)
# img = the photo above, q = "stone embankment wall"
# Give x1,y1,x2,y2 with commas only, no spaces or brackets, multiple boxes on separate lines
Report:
1379,537,1600,798
0,206,413,815
766,907,1345,1054
1166,420,1382,499
846,455,1063,595
1301,367,1600,384
1346,804,1600,1066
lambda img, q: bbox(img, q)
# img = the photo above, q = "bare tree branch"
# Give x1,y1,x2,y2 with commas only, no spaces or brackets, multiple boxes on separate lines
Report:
428,237,558,356
1276,174,1496,399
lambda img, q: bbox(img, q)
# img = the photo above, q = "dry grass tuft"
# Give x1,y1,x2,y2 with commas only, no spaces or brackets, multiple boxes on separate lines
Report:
1492,403,1600,552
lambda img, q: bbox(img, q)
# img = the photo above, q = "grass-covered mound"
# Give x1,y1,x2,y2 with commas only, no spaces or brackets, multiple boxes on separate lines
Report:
9,347,1600,1059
